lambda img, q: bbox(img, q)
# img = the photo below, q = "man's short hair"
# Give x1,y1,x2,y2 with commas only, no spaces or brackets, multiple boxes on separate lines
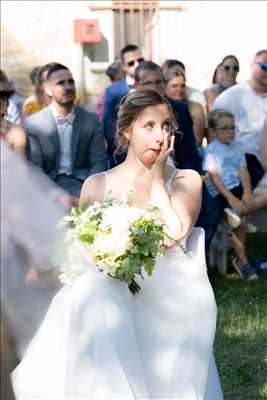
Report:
46,63,70,80
36,62,62,83
254,49,267,58
120,44,139,62
106,61,122,82
134,61,162,82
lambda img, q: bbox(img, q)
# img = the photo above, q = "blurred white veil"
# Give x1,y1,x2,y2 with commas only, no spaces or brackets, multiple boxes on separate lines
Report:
1,142,66,358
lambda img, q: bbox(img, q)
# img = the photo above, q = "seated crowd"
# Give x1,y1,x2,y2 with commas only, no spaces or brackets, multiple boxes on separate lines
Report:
1,46,267,280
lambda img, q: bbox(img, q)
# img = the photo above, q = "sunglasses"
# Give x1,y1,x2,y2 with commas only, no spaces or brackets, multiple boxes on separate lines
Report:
255,62,267,71
127,57,144,67
223,65,239,72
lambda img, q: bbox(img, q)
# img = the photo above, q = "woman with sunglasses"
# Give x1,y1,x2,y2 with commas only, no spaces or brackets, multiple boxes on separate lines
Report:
205,55,240,113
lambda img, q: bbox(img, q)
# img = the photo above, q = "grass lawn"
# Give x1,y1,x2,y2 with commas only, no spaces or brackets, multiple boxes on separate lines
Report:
209,232,267,399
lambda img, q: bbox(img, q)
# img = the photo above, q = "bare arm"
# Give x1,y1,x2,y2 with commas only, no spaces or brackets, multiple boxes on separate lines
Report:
208,171,244,212
79,173,106,209
150,135,202,241
189,102,206,146
6,122,27,157
204,86,219,113
239,166,253,204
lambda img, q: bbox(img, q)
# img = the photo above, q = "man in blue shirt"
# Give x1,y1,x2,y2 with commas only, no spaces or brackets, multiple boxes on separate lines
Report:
103,44,144,166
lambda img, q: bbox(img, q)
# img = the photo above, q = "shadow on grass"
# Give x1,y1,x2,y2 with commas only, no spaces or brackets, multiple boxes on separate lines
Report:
209,268,267,400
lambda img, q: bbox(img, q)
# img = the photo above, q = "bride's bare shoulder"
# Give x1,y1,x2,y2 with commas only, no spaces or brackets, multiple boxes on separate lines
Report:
79,172,107,208
172,169,202,191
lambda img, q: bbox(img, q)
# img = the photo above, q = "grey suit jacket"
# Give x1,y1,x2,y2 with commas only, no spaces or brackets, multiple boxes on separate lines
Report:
25,105,108,197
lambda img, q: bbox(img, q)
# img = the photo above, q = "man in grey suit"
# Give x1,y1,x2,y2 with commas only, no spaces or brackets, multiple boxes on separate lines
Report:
25,63,108,209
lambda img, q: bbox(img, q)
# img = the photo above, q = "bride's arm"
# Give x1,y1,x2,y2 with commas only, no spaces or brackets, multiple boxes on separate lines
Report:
151,170,202,241
79,173,106,209
150,136,202,241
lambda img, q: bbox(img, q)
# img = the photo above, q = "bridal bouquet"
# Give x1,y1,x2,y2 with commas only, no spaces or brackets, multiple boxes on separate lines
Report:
58,193,165,294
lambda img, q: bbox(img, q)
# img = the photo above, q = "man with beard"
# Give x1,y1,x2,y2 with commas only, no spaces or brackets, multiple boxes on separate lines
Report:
25,63,108,209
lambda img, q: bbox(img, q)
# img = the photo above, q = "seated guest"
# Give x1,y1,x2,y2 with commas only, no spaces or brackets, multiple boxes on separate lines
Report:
0,78,26,157
212,63,224,85
205,55,240,113
25,63,108,209
163,65,206,147
22,64,52,117
161,59,207,113
23,63,81,118
245,118,267,213
204,110,257,280
0,69,22,126
213,49,267,188
103,44,144,166
96,60,125,121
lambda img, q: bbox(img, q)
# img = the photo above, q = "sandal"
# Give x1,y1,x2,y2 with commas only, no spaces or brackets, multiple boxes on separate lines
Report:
232,258,258,281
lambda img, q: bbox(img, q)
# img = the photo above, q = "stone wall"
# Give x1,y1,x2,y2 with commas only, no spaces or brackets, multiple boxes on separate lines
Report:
1,1,110,109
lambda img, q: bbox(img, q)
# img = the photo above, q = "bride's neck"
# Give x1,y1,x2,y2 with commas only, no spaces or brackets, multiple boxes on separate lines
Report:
122,152,150,177
122,152,172,182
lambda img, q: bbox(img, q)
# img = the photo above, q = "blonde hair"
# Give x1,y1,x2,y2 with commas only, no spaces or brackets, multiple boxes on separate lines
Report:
162,65,186,84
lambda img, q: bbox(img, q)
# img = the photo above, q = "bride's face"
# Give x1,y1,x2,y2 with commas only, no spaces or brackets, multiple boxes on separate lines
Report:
125,104,172,165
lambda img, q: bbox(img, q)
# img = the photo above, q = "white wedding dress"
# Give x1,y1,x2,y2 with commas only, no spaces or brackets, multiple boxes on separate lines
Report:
12,174,223,400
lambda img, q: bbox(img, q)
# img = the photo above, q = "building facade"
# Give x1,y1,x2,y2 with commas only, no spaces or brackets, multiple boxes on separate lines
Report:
1,0,266,109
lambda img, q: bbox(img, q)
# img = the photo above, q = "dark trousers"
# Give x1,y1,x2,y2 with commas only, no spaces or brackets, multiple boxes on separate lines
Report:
195,185,222,253
214,185,243,209
198,185,243,254
55,174,83,197
245,153,264,189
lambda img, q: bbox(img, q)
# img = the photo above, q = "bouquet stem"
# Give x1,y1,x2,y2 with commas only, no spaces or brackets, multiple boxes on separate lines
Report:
128,279,141,295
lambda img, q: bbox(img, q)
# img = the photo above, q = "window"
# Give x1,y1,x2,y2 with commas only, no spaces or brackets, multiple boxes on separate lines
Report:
88,1,183,65
112,1,158,59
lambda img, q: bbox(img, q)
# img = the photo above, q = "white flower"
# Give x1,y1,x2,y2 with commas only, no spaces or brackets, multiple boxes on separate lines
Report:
102,205,140,233
93,230,131,257
57,201,164,289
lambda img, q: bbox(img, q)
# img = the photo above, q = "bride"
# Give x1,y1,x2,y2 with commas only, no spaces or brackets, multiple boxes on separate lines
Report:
12,89,223,399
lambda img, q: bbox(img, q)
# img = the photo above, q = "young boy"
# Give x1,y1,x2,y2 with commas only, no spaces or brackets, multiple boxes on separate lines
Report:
204,109,257,280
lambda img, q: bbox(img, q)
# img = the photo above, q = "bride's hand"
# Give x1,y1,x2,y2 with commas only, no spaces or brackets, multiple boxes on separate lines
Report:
150,132,175,181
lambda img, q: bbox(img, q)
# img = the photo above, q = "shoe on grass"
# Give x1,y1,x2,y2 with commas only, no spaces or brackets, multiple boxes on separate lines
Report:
232,257,258,281
246,222,258,233
224,208,241,229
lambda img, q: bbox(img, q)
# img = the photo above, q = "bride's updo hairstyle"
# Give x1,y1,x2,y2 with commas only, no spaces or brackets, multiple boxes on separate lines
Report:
116,89,177,153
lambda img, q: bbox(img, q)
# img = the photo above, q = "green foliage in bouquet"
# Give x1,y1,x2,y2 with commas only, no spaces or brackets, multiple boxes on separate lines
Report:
60,194,165,294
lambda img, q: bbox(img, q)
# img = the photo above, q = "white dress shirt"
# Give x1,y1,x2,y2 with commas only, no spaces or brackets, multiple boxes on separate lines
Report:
51,106,75,175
